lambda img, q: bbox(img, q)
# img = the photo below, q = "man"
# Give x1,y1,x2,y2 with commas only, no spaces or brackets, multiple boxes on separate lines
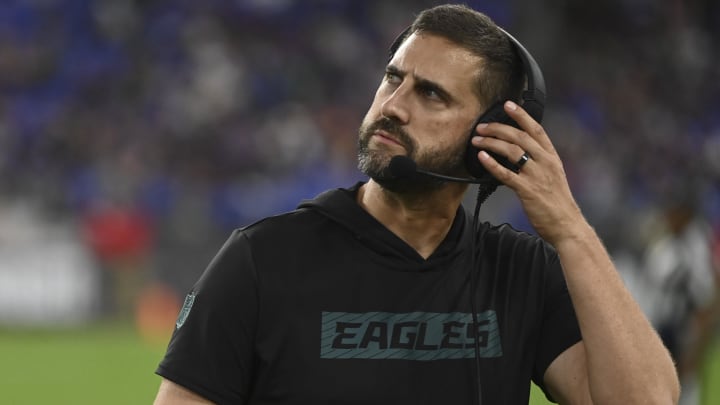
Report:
154,4,679,404
639,199,718,405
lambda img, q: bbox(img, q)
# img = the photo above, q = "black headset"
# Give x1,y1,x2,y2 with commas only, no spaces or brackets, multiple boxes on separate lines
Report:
387,25,546,182
387,26,547,405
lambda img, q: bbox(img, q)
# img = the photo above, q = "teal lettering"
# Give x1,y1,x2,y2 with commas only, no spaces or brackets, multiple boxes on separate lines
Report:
320,311,502,360
441,321,465,349
332,322,361,349
415,322,438,350
359,321,388,349
465,319,490,349
390,321,418,349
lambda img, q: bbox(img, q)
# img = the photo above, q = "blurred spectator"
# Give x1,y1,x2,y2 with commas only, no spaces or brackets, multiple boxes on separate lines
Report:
636,197,718,405
81,201,155,317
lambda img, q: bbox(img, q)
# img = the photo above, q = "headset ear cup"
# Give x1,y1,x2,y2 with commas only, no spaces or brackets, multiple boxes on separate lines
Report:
520,98,544,124
465,97,544,179
464,101,513,178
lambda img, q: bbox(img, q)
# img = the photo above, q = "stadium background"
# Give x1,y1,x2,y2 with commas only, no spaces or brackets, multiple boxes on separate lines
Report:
0,0,718,403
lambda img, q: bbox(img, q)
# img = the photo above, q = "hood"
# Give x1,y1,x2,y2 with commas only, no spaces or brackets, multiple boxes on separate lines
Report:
297,182,471,270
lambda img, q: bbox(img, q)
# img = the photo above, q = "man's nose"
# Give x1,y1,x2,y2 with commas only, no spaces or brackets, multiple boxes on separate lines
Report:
380,85,410,124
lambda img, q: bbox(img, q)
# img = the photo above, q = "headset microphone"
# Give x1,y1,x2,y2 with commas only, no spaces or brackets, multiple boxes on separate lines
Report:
387,18,544,405
388,155,496,185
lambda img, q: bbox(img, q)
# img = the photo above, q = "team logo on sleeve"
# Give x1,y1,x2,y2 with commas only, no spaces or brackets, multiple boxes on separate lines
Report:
320,311,502,360
176,292,196,329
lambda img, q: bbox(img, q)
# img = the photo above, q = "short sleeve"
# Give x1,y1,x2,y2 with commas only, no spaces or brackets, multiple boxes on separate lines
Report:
156,230,258,405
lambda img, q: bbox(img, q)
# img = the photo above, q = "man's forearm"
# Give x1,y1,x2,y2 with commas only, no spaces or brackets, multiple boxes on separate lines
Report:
554,221,680,404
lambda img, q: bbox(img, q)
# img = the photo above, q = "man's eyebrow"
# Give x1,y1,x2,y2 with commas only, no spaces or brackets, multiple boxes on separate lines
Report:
386,64,454,102
415,77,453,102
386,64,403,76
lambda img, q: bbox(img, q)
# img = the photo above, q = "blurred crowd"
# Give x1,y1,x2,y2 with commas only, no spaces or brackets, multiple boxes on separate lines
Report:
0,0,719,363
1,0,719,402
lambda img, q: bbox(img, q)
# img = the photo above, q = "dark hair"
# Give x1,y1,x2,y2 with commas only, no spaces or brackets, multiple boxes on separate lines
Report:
403,4,524,108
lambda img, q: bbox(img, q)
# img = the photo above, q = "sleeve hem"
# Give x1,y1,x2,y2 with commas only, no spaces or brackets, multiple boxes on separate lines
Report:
155,365,245,405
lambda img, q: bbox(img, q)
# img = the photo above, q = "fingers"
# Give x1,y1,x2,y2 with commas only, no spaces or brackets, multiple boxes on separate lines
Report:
472,132,530,166
470,100,560,186
471,101,554,162
502,101,555,153
477,149,527,186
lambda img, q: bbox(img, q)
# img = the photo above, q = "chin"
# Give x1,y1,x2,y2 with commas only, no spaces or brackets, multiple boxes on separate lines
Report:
359,150,448,194
371,169,446,195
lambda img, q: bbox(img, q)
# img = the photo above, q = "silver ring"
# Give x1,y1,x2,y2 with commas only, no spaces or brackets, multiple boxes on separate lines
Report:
516,152,530,169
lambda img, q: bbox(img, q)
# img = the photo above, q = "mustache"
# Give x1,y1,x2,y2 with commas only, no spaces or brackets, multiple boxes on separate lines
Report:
364,117,414,150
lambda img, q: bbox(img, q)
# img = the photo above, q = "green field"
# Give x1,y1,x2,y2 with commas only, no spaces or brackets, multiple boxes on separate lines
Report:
1,322,718,404
0,323,166,405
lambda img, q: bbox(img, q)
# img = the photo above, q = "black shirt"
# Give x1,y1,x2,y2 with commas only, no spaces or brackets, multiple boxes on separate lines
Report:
156,182,581,404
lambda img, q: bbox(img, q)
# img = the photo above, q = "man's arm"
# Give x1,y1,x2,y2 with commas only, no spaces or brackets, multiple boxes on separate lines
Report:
546,222,678,403
473,101,680,404
543,342,592,404
154,378,215,405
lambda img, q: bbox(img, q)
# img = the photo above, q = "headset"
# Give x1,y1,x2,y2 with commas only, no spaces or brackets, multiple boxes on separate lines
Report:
386,23,547,405
387,25,546,183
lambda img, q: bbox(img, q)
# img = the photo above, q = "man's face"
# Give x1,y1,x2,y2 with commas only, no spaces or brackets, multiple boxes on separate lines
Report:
358,32,485,192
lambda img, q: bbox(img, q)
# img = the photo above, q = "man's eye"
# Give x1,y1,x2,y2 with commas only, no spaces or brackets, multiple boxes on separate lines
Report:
422,87,439,99
385,71,401,84
419,85,442,101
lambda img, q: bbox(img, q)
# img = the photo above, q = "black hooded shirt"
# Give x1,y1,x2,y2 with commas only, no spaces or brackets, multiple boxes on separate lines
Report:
156,182,581,404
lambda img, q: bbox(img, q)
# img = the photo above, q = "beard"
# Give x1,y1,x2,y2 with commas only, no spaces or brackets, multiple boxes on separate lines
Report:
357,116,468,194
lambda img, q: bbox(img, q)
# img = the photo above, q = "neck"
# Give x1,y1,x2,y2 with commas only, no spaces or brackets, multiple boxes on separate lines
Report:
357,179,468,259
